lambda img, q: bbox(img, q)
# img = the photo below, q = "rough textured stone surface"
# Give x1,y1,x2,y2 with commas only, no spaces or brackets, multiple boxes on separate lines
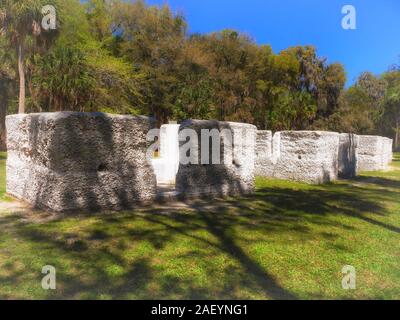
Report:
255,130,274,177
272,131,340,184
338,133,359,178
382,137,393,167
176,120,257,198
357,135,392,172
6,112,157,211
255,130,393,180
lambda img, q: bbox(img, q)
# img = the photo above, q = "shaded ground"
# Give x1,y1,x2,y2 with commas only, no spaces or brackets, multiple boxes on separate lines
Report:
0,152,399,299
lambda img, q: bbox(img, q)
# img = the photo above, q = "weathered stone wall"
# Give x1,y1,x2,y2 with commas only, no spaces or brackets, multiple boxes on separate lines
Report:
255,130,274,177
382,137,393,167
356,135,392,172
272,131,340,184
176,120,256,197
6,112,157,211
338,133,359,178
255,130,393,182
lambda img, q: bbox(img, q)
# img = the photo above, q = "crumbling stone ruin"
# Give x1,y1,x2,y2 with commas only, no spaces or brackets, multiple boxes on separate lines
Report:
175,120,257,198
6,112,157,211
271,131,340,184
256,130,341,183
255,131,393,184
357,135,393,172
255,130,274,177
5,111,393,212
382,137,394,168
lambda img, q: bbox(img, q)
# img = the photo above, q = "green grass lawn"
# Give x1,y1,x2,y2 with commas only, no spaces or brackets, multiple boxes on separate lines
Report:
0,152,11,202
0,153,399,299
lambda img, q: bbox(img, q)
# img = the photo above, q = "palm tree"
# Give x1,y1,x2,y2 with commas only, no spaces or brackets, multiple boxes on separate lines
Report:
0,0,46,113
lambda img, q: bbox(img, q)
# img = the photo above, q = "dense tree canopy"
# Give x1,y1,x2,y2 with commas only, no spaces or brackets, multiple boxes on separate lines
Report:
0,0,399,150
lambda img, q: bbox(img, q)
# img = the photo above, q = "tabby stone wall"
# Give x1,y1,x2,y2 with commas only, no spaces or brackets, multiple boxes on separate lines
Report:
255,130,274,177
357,135,393,172
382,137,393,168
6,111,394,211
6,112,157,212
255,130,393,183
176,119,257,198
272,131,340,184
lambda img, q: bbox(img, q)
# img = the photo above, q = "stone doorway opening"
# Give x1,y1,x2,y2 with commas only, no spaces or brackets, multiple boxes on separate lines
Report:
151,123,180,198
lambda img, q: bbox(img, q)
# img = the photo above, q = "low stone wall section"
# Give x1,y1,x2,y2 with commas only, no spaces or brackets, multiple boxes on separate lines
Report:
256,130,393,182
272,131,340,184
381,137,393,168
176,120,257,198
6,112,157,211
255,130,273,177
357,135,392,172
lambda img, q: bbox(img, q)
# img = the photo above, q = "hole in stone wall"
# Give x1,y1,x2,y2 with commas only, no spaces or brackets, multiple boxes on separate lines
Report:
298,155,302,160
97,163,108,172
233,159,241,167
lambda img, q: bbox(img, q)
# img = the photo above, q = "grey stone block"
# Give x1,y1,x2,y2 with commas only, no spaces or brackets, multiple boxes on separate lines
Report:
382,137,393,167
6,112,157,211
176,119,257,197
255,130,274,177
272,131,340,184
255,130,393,180
357,135,392,172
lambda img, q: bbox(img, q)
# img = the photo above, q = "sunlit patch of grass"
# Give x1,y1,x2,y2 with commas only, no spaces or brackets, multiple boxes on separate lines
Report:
0,152,11,202
0,153,399,299
390,152,400,169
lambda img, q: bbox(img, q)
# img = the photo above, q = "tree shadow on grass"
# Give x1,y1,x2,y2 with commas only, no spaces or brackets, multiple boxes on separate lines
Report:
135,180,399,298
1,172,399,299
353,175,400,190
250,181,399,234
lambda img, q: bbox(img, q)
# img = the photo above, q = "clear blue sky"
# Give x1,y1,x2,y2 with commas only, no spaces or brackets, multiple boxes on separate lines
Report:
147,0,400,86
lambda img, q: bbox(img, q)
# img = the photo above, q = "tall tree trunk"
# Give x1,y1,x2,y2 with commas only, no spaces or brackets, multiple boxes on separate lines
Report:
0,94,7,151
18,42,25,114
0,83,7,151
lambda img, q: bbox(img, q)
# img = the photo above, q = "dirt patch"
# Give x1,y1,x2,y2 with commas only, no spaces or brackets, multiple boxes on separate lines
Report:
0,200,28,212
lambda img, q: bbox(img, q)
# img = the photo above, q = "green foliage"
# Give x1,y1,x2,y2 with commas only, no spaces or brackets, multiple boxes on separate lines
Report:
108,0,187,123
380,68,400,149
317,70,395,140
31,47,96,111
0,35,15,150
0,152,11,201
0,0,398,141
0,0,46,40
174,77,215,121
0,0,60,112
